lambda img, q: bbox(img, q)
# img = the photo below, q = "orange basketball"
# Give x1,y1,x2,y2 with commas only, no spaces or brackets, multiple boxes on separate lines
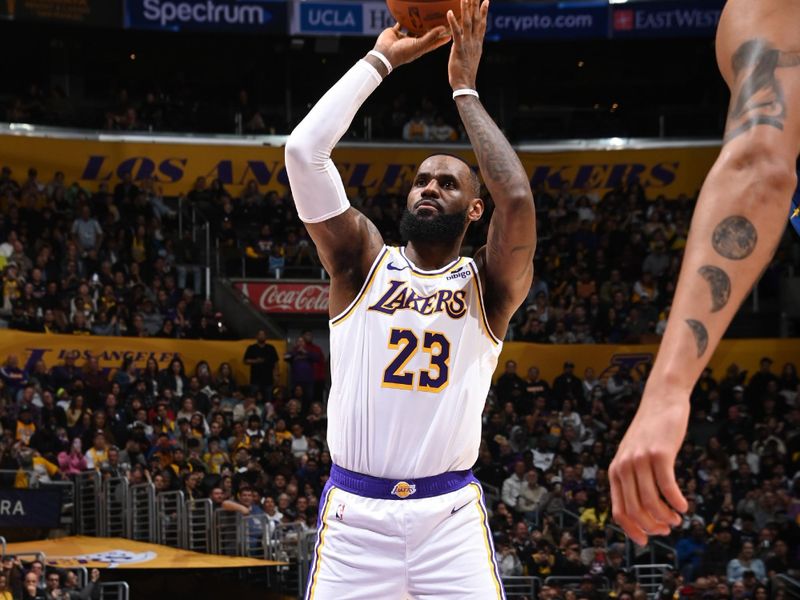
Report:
386,0,460,36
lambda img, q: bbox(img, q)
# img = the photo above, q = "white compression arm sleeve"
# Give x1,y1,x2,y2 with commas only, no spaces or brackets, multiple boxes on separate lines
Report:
285,60,383,223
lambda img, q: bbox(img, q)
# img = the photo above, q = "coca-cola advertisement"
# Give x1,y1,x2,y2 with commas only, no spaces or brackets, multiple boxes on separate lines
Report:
234,281,329,315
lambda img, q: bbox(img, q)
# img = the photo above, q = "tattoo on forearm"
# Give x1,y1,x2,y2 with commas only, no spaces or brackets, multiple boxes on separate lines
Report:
698,265,731,312
686,319,708,357
456,99,525,189
724,39,800,143
712,216,758,260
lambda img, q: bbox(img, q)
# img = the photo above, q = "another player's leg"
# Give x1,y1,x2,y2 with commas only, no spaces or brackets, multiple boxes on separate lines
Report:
406,482,505,600
610,0,800,545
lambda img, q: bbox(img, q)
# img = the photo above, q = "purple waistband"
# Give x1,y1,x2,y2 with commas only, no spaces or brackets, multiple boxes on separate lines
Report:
329,464,477,500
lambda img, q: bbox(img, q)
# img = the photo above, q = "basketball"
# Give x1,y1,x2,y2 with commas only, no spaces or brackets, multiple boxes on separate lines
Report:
386,0,461,35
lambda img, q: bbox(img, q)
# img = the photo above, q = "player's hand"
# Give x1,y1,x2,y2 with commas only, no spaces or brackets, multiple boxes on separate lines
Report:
447,0,489,90
373,23,451,69
609,390,690,546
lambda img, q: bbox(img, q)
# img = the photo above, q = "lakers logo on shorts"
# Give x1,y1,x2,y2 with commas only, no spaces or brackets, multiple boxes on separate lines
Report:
391,481,416,499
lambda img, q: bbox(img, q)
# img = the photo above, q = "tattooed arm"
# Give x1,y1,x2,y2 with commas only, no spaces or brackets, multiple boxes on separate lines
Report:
447,0,536,338
609,35,799,547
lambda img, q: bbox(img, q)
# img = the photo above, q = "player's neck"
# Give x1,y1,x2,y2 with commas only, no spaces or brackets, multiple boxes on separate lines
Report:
403,242,461,271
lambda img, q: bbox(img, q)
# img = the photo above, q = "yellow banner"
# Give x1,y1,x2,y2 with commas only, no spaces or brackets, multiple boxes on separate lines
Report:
0,132,720,198
5,536,284,569
494,339,800,385
0,331,286,387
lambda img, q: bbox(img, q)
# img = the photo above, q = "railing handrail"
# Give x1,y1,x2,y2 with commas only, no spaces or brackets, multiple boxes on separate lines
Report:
775,574,800,598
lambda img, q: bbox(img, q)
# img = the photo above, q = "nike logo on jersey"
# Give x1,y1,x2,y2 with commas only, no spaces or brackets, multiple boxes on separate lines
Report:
387,262,409,271
451,500,472,515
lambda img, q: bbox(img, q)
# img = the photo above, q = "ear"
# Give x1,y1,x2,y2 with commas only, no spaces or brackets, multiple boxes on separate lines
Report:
467,197,484,223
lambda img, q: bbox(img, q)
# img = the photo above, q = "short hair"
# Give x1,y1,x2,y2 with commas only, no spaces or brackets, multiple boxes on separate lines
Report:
422,153,481,197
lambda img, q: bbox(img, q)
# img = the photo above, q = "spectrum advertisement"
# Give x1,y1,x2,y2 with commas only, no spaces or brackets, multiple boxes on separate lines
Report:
124,0,287,32
0,131,721,198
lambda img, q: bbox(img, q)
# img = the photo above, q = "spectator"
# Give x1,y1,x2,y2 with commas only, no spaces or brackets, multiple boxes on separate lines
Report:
501,460,527,509
402,111,429,142
727,542,766,584
516,469,547,519
62,568,100,600
283,336,321,405
552,362,583,403
243,330,279,401
71,205,103,254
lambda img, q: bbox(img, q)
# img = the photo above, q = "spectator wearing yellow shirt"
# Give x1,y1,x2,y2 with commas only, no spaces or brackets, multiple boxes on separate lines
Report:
0,572,12,600
580,495,611,529
204,437,228,474
15,406,36,446
274,418,292,445
15,448,60,488
84,431,109,470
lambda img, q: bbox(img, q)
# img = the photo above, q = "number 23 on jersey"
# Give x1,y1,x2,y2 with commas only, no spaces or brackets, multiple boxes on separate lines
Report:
382,328,451,392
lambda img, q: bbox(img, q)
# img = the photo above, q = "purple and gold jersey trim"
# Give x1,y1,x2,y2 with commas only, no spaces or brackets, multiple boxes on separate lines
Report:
329,247,390,326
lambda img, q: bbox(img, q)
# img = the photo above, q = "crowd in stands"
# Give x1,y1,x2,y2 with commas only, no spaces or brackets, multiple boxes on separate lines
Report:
0,334,798,598
0,557,102,599
0,166,234,339
0,161,798,600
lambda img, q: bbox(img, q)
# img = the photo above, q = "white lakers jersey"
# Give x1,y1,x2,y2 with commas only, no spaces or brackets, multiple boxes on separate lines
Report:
327,245,503,479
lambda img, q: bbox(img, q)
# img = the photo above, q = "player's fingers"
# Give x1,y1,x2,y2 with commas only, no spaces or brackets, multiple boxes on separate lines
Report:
418,26,450,51
653,454,689,515
461,0,472,34
477,0,489,36
610,471,648,547
634,460,679,532
446,10,462,40
620,458,668,539
471,0,481,29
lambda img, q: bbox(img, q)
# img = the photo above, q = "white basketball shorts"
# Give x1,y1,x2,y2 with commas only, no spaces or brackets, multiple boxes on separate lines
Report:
304,464,506,600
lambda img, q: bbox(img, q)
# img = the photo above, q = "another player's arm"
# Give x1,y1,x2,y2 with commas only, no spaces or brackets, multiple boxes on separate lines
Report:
447,0,535,337
609,37,800,546
285,27,450,315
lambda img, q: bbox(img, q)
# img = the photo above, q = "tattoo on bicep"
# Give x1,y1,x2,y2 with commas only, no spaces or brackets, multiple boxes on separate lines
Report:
712,216,758,260
685,319,709,357
724,39,800,143
698,265,731,312
458,101,514,185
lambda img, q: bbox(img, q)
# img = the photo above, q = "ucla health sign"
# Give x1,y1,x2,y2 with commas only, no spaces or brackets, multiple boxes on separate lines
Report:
124,0,287,32
291,0,393,35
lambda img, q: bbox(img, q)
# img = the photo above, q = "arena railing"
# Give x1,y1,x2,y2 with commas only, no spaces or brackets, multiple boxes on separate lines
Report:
185,498,213,553
101,476,130,538
632,564,673,598
501,575,541,599
211,508,240,556
774,574,800,599
545,575,611,592
75,470,102,536
155,490,186,548
99,581,130,600
128,482,156,542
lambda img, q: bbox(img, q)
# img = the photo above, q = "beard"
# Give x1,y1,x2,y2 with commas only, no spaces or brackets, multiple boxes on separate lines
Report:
399,207,468,244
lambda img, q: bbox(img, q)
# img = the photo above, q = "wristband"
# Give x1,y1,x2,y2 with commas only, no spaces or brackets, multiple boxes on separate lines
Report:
367,50,393,75
452,88,479,100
